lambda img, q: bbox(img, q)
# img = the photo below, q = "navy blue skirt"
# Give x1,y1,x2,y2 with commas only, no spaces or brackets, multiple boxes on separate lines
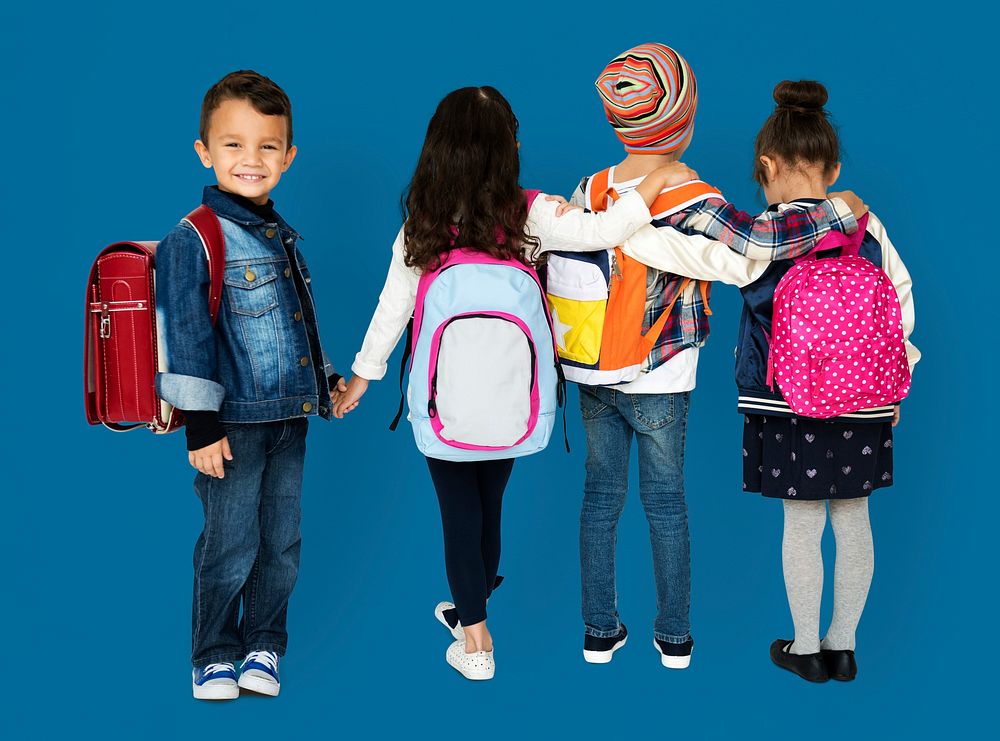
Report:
742,414,893,500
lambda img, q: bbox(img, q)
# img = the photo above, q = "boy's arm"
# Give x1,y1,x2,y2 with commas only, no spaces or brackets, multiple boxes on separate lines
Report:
622,225,768,287
673,196,858,262
154,224,227,449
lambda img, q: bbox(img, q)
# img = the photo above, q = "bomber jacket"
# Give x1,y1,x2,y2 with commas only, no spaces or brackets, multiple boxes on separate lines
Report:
621,200,919,421
155,186,334,425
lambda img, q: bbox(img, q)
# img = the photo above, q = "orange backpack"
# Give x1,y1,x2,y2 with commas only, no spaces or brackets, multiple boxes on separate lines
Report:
545,167,720,386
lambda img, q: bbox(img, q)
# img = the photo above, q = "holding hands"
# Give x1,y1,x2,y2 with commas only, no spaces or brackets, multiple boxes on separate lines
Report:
331,376,369,419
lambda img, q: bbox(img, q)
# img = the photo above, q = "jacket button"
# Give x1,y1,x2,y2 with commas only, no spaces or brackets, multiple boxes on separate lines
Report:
300,356,309,366
302,402,313,412
294,311,302,321
245,269,256,282
284,267,291,278
265,228,276,239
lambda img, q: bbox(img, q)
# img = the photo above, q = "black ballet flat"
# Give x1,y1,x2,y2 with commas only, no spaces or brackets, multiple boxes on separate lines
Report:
821,649,858,681
770,639,829,683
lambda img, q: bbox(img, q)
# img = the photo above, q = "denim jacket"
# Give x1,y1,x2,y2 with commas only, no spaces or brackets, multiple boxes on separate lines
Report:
155,186,333,423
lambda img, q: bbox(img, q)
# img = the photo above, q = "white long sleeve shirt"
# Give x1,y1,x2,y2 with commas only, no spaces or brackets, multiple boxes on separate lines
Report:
351,190,653,380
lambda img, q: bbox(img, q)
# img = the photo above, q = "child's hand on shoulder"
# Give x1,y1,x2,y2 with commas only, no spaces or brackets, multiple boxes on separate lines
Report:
188,437,233,479
653,161,699,187
829,190,869,220
636,162,699,206
332,375,369,418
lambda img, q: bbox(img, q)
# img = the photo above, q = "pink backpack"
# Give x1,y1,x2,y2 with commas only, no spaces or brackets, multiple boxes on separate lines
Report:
766,214,911,419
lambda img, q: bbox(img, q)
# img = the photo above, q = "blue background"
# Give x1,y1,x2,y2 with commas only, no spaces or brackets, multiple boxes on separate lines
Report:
6,1,992,737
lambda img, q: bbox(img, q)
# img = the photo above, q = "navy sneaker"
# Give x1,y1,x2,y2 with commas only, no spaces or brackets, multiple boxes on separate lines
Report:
654,637,694,669
192,662,239,700
237,651,280,696
583,624,628,664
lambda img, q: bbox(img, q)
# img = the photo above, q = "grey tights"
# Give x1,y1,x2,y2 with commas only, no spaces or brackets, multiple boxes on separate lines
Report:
781,498,874,654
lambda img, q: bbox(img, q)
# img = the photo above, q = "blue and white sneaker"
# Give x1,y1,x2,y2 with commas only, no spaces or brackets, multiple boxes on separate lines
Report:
192,662,239,700
238,651,280,696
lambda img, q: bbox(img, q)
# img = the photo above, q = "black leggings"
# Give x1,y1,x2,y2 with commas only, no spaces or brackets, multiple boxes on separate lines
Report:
426,457,515,626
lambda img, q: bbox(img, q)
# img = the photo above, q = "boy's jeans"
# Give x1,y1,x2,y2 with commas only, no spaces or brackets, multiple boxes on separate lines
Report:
578,386,692,644
191,418,307,667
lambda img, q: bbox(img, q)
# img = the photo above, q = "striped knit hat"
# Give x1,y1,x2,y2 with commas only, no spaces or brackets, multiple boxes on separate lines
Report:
596,43,698,154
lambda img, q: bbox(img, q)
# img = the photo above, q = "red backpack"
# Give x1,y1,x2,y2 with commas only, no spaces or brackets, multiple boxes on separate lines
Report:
84,206,225,433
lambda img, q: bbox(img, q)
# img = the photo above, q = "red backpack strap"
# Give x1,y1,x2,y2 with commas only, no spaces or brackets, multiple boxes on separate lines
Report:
182,205,226,324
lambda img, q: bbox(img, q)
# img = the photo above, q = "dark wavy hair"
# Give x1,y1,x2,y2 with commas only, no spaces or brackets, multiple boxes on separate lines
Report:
402,86,539,271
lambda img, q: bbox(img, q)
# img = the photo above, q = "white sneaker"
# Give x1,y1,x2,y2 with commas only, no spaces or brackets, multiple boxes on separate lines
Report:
192,662,239,700
434,601,465,640
237,651,280,696
446,640,495,681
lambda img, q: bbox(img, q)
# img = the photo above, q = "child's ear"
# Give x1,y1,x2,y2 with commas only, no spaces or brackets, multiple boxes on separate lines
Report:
281,145,298,172
827,161,842,187
759,155,778,184
194,140,212,169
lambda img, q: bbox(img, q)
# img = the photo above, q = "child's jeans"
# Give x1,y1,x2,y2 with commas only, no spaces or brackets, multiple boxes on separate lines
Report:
578,386,692,645
191,418,307,667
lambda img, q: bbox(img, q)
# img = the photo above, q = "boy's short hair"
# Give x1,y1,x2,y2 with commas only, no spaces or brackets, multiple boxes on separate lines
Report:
199,70,293,145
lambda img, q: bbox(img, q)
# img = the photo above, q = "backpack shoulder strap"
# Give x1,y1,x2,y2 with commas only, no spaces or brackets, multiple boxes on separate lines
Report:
388,317,415,431
182,205,226,324
794,212,870,264
587,168,615,212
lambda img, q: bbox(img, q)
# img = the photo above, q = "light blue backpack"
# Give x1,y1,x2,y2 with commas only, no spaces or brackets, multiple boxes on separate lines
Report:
389,191,566,461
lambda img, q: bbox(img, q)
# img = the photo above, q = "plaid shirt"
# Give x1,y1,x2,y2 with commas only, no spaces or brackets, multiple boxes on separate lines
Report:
573,177,857,372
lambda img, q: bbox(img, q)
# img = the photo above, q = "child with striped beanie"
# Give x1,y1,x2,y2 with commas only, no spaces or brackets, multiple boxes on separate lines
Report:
564,42,868,671
595,42,698,154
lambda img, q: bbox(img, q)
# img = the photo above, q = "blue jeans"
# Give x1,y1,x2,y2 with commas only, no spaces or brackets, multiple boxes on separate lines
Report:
578,386,692,644
191,418,307,666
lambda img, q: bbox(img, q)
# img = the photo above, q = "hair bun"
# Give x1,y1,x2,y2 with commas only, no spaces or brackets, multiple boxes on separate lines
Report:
773,80,828,113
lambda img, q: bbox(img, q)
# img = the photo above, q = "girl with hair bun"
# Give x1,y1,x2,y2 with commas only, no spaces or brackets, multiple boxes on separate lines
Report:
617,79,919,682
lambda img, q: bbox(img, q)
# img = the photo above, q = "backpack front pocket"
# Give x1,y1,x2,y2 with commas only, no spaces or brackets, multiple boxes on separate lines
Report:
808,334,903,403
545,252,611,365
428,313,538,449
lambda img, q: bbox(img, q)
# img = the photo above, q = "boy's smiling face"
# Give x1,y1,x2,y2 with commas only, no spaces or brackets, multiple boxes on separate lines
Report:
194,98,296,205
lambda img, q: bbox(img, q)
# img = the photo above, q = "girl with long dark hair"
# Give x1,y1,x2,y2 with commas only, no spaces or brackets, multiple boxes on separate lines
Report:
331,86,692,680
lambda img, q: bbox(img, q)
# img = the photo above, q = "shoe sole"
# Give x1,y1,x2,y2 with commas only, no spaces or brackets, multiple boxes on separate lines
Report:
583,635,627,664
192,682,239,700
653,640,692,669
435,601,465,641
238,674,280,696
448,664,495,681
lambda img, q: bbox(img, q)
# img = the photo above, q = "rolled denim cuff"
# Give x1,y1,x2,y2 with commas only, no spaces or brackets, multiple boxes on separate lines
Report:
156,372,225,411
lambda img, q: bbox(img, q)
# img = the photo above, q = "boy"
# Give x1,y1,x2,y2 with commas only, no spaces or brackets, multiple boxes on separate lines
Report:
569,43,866,668
155,70,345,700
